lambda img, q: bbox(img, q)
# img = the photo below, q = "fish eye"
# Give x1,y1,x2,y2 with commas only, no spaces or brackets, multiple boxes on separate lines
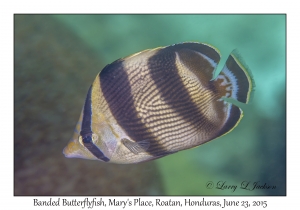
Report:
78,134,97,146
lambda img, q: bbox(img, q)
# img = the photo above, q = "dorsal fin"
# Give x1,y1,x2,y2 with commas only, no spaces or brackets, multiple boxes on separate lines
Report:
164,42,221,83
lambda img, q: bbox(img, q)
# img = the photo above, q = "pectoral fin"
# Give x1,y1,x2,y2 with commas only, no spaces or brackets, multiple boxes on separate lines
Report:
121,138,150,155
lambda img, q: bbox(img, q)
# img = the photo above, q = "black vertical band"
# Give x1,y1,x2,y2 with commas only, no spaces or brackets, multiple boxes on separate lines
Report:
80,85,93,136
80,85,110,162
100,61,171,157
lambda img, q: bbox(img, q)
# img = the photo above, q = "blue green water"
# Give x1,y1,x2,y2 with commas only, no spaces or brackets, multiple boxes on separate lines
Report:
54,14,286,195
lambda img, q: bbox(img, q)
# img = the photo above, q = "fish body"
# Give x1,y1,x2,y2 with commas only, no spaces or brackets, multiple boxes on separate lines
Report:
63,42,254,164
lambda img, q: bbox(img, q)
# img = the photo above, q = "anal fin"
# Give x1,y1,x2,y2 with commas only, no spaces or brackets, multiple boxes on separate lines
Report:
121,138,150,155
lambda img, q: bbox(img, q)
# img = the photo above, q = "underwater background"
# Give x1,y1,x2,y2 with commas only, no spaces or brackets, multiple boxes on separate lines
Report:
14,14,286,195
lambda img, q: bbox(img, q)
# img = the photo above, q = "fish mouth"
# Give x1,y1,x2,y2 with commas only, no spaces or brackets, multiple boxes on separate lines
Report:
62,140,80,158
62,145,73,158
63,145,85,159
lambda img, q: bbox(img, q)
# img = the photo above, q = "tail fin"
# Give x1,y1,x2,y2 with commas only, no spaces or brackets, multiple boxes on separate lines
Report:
214,50,254,104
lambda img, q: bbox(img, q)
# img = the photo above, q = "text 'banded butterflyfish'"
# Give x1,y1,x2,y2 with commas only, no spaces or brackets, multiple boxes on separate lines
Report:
63,42,254,164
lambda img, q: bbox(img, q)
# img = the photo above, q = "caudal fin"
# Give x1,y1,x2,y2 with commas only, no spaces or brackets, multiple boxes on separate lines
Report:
214,50,254,104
